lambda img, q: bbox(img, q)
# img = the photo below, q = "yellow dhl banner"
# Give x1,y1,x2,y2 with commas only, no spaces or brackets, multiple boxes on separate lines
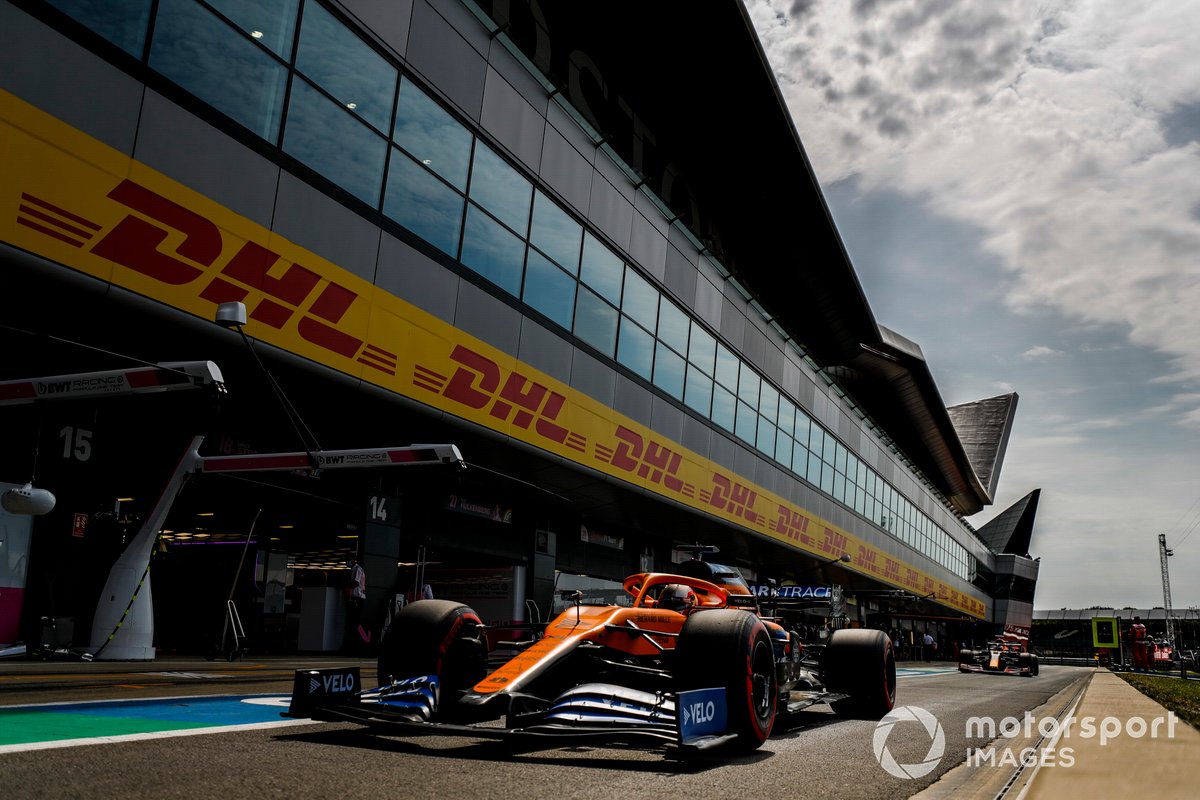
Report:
0,89,986,618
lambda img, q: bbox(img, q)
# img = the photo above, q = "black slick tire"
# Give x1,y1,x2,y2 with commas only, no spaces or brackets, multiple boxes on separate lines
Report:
822,628,897,718
376,600,486,701
674,609,777,752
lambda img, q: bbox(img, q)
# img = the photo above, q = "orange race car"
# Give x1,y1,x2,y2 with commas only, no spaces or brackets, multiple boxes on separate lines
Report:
284,550,896,755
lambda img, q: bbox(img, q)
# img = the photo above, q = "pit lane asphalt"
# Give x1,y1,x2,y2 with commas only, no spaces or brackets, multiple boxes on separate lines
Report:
0,661,1089,800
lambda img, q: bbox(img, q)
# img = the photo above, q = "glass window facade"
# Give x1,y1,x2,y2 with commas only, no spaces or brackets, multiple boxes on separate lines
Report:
78,0,976,583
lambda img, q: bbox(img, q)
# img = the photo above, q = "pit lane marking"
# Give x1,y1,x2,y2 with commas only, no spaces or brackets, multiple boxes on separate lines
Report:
0,693,315,755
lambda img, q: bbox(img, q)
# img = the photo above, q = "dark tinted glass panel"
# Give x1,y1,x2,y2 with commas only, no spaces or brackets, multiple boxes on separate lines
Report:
658,298,689,355
523,249,576,330
652,342,685,400
50,0,151,57
295,0,396,131
530,191,582,274
579,232,622,304
460,205,524,296
616,317,654,380
208,0,298,59
394,79,472,191
469,142,532,234
574,287,618,356
383,151,464,257
684,369,712,416
150,0,287,141
622,267,657,331
282,77,386,205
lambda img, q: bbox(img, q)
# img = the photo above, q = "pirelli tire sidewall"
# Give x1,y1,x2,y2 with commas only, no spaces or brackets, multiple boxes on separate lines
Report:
675,609,778,750
377,599,486,699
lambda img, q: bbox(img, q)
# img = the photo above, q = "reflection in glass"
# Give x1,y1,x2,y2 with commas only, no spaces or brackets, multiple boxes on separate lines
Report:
653,343,685,400
737,362,760,406
295,0,396,131
792,443,808,480
383,150,464,257
580,233,623,304
756,417,776,458
688,323,716,375
282,77,386,205
657,298,689,355
394,79,472,190
759,382,779,422
715,343,739,390
530,191,582,273
775,429,792,466
523,250,576,330
469,142,532,234
150,0,287,140
460,205,524,297
711,384,735,432
50,0,151,57
207,0,298,59
778,398,796,436
622,268,657,331
684,369,712,416
617,317,654,381
734,400,757,445
574,288,618,356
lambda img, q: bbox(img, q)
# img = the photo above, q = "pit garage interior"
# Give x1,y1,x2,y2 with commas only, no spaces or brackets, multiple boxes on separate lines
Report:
0,0,1039,660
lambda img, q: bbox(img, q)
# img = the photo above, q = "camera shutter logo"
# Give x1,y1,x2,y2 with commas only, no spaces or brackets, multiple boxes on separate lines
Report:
873,705,946,779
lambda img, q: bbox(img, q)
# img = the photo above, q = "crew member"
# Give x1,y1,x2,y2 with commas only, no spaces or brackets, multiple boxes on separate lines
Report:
1127,616,1149,671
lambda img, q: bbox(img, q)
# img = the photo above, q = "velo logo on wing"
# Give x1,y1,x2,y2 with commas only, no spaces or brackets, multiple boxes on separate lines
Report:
873,705,946,779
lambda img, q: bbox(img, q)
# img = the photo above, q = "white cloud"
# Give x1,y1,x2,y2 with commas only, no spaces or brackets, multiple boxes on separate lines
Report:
1020,345,1063,360
747,0,1200,393
745,0,1200,606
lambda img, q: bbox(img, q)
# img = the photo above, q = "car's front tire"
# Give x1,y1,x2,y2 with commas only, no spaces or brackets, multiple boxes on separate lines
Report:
376,600,487,703
674,609,777,752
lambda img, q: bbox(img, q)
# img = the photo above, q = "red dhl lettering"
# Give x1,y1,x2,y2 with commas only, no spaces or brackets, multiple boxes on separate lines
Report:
81,179,373,365
424,345,584,451
704,474,761,524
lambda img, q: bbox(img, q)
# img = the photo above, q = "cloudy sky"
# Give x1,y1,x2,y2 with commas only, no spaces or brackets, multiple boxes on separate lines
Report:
745,0,1200,611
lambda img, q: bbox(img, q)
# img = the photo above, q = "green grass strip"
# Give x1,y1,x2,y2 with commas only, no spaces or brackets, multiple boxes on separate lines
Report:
1117,673,1200,731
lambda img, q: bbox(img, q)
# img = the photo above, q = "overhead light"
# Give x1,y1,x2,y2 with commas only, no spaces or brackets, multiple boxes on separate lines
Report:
346,102,358,110
278,524,294,529
337,534,359,539
117,496,134,502
197,512,215,517
422,159,432,165
251,30,264,39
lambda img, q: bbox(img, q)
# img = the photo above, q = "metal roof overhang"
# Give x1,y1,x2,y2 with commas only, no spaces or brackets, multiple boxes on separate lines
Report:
529,2,990,513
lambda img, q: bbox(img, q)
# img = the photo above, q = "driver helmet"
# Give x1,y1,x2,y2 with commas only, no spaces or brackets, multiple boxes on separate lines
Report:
658,584,697,614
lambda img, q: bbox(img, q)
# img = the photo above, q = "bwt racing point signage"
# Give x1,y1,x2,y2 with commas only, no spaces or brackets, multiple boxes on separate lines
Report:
0,90,986,619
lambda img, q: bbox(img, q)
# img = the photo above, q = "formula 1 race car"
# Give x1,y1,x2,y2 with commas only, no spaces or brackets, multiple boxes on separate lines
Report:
284,551,896,755
958,636,1039,677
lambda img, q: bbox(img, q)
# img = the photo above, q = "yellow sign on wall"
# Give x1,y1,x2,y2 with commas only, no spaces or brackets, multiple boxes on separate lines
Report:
1092,617,1120,649
0,89,987,618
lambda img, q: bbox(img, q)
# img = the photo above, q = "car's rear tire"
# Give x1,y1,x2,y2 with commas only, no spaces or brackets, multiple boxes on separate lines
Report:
674,609,777,752
376,600,486,700
823,629,896,718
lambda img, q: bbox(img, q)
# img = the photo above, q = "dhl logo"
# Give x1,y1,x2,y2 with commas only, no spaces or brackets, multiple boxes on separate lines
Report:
702,474,763,525
17,181,397,376
413,345,587,453
595,427,696,499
